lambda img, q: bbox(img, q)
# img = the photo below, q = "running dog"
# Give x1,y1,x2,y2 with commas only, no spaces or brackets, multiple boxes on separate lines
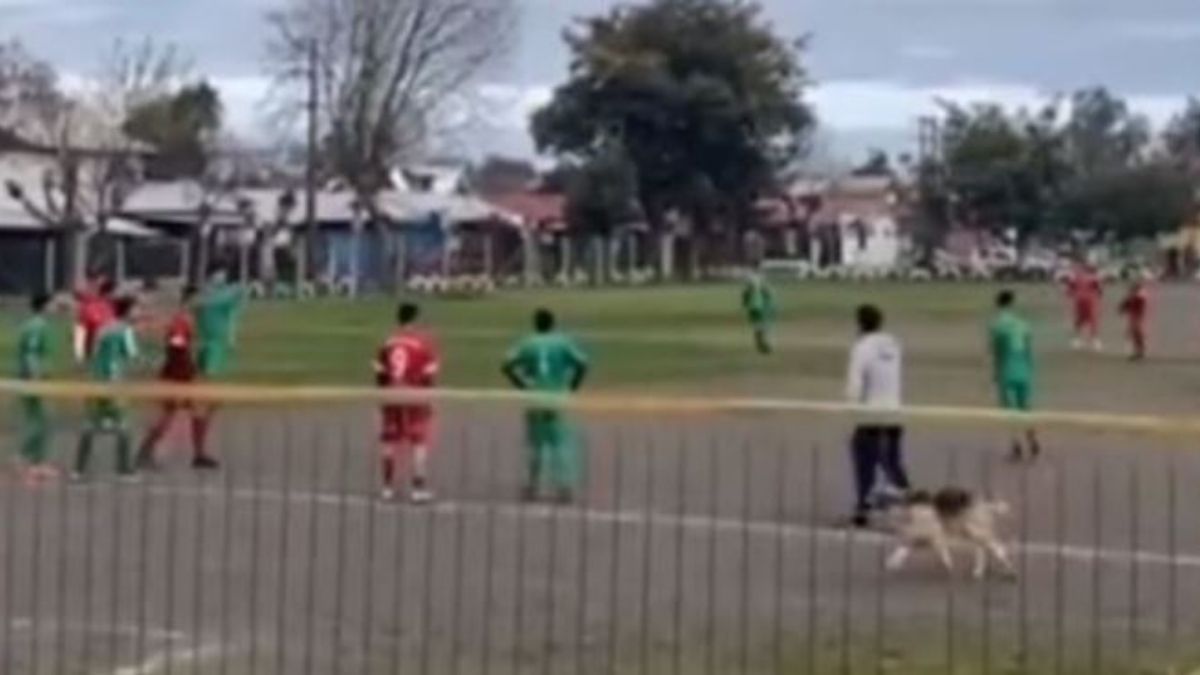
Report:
884,487,1016,580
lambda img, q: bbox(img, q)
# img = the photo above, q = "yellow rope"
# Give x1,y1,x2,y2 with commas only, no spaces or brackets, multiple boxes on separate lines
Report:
1,378,1198,437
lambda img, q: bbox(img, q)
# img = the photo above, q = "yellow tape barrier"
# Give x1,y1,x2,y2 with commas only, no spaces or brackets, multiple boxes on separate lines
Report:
1,379,1198,438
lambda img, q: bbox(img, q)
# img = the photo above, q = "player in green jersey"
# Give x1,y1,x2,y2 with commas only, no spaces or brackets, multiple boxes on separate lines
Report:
15,293,56,484
75,296,140,479
988,290,1041,462
502,308,590,503
742,270,775,355
195,269,244,378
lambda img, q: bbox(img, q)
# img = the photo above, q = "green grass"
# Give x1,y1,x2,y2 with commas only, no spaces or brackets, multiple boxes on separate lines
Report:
3,281,1200,415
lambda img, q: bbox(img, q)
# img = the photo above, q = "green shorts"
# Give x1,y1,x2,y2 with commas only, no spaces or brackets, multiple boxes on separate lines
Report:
19,395,46,423
997,381,1033,412
526,408,570,449
86,397,127,429
197,343,230,377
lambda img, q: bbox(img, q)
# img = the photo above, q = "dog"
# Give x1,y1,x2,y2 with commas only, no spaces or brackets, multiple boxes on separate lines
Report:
884,487,1016,580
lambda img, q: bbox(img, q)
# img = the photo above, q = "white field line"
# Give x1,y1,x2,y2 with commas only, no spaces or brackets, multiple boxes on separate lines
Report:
126,483,1200,570
8,618,185,642
105,640,227,675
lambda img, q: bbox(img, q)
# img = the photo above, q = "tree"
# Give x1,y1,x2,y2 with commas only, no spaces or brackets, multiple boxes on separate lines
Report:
267,0,516,211
1165,97,1200,173
1063,87,1149,176
563,145,641,283
851,149,893,177
1055,164,1193,245
532,0,814,278
123,81,223,179
1,38,189,288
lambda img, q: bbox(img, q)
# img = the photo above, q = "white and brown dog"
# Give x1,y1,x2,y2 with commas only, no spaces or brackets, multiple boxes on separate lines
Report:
884,487,1016,580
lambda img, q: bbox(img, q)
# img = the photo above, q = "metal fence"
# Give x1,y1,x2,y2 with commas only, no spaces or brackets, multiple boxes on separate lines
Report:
1,392,1199,674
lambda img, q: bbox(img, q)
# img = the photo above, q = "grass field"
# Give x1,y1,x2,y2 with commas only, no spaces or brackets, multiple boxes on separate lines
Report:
6,281,1200,414
5,282,1200,674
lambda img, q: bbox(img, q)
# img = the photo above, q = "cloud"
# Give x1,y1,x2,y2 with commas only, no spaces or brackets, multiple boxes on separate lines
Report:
899,43,955,61
809,79,1183,130
1111,21,1200,42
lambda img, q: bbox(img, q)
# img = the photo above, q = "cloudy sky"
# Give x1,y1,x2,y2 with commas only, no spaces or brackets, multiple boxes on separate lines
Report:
5,0,1200,162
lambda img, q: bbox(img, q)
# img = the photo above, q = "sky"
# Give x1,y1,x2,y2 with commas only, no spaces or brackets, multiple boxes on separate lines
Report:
5,0,1200,163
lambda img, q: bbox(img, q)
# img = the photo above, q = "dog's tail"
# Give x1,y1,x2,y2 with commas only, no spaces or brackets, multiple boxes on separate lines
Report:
987,500,1012,518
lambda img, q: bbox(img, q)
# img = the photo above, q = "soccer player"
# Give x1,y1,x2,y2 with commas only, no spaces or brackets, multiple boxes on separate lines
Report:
74,276,116,363
375,302,440,503
1118,278,1149,361
136,285,220,471
502,308,589,503
75,296,140,479
193,269,244,446
195,270,244,379
742,270,776,355
1064,262,1103,351
15,293,56,485
988,290,1041,462
845,304,910,527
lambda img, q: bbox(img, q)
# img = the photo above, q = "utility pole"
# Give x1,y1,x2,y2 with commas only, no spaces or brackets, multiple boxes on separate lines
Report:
302,37,319,283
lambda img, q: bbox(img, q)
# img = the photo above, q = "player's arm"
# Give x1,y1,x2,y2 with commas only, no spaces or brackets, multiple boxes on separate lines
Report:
569,347,590,392
72,319,88,363
502,347,527,390
845,342,864,403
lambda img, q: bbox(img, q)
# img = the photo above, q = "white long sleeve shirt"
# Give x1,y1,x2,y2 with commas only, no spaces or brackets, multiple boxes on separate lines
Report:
846,332,903,409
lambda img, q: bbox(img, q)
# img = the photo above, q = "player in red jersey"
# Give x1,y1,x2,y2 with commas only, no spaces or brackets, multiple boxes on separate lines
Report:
1064,262,1103,351
375,302,440,503
135,286,220,471
1118,277,1150,361
74,276,116,363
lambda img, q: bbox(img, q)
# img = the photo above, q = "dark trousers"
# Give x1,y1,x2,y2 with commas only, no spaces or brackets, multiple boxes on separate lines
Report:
850,425,910,515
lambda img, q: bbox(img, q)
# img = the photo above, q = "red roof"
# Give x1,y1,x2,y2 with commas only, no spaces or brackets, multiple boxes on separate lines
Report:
486,191,566,230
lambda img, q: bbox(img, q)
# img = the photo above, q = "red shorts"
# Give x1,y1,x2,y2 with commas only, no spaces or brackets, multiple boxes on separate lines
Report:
380,404,434,444
1073,301,1098,328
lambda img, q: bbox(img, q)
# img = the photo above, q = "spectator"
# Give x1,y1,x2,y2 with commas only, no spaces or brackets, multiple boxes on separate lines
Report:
845,303,910,527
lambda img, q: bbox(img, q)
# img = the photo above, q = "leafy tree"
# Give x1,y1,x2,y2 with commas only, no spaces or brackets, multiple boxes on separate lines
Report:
123,81,222,179
1063,87,1149,176
564,145,641,283
1164,97,1200,172
1055,164,1193,245
532,0,814,276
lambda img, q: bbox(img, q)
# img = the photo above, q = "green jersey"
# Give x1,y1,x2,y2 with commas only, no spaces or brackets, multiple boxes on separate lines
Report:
90,321,138,382
742,277,775,319
16,315,50,380
195,284,243,347
506,332,588,393
989,310,1034,384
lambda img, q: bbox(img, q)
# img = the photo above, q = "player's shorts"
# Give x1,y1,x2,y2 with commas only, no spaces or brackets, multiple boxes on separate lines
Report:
997,380,1032,412
197,343,229,377
380,404,434,444
86,397,127,429
18,395,45,423
526,408,570,449
1073,301,1098,327
746,309,770,327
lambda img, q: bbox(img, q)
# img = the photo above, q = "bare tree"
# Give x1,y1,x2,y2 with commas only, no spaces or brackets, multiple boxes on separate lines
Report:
1,38,190,288
267,0,515,211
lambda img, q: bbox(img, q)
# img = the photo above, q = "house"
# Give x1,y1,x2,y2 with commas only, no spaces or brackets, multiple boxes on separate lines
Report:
0,127,158,292
760,175,908,271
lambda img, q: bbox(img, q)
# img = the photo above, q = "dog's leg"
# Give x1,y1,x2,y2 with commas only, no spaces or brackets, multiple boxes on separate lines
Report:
987,541,1018,579
933,537,955,576
972,544,988,580
886,545,911,572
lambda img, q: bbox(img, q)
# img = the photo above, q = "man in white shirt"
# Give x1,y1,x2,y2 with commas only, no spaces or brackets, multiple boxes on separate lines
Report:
845,304,911,527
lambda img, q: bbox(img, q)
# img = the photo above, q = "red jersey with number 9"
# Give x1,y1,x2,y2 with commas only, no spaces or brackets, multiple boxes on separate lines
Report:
376,330,439,388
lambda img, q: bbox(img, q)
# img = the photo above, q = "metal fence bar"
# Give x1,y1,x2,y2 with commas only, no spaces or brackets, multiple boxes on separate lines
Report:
273,412,293,674
6,398,1200,675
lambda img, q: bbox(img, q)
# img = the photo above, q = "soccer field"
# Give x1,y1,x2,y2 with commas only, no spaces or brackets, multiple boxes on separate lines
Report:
6,280,1198,413
5,282,1200,674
